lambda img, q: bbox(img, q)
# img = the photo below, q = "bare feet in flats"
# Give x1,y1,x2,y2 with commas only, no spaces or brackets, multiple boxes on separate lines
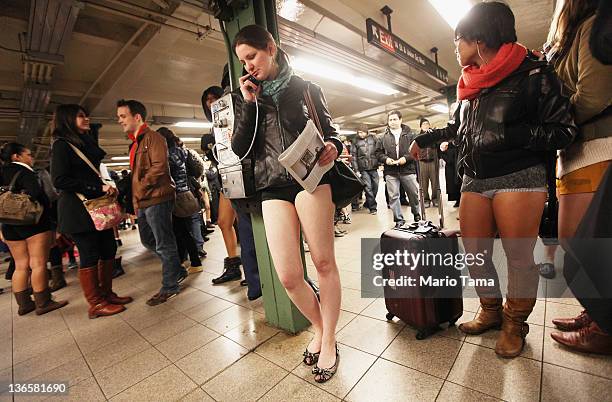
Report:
303,335,321,366
313,343,339,383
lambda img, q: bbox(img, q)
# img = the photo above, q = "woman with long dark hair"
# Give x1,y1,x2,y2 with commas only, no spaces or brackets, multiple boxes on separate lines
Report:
1,142,68,315
157,127,203,272
231,25,344,382
51,104,132,319
544,0,612,354
409,2,577,357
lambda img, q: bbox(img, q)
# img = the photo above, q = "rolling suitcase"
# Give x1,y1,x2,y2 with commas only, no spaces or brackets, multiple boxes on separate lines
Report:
380,155,462,339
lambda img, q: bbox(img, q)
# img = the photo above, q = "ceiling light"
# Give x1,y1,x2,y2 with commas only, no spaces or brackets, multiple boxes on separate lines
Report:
105,162,130,167
291,57,399,96
430,103,449,114
428,0,473,29
180,137,202,142
111,156,130,161
338,130,357,135
278,0,304,22
174,121,213,128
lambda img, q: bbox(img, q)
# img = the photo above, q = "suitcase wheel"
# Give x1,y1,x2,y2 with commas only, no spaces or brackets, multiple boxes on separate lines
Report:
385,312,395,321
415,327,437,340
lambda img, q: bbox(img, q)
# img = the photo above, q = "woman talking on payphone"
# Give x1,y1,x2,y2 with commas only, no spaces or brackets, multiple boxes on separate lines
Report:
231,24,344,383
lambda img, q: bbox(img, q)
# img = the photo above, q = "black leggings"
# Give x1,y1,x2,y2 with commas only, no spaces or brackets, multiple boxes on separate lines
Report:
173,216,200,266
71,229,117,268
49,246,62,267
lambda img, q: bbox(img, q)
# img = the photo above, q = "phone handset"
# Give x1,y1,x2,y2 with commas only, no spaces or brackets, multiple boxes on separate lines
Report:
246,75,260,92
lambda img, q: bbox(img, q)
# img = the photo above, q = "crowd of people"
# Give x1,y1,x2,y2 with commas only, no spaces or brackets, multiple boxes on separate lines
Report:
0,0,610,388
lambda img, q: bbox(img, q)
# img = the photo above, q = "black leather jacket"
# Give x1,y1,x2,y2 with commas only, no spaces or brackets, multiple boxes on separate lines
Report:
232,75,343,191
352,135,380,171
375,125,417,176
168,145,189,193
415,56,578,179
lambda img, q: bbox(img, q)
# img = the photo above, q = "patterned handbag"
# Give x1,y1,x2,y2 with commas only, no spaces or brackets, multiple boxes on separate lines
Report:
67,143,125,231
76,192,124,231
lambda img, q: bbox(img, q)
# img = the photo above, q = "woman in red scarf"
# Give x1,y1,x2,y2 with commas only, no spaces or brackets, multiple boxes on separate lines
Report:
410,2,577,358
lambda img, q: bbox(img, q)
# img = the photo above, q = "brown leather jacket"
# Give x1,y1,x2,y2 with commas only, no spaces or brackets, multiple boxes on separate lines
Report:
131,127,175,209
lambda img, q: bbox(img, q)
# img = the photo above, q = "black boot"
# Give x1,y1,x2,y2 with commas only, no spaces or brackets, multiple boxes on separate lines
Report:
212,257,242,285
49,265,67,292
112,256,125,278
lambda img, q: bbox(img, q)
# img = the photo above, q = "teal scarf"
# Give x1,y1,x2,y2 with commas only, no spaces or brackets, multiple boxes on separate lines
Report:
262,62,293,105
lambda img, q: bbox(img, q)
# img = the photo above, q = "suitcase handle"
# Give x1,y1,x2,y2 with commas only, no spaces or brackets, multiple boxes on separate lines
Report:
416,151,445,228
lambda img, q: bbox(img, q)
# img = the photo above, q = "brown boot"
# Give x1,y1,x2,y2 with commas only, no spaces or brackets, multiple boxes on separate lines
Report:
552,310,593,331
14,290,36,315
33,288,68,315
98,260,133,305
495,298,536,358
551,321,612,355
79,266,125,319
49,265,67,292
459,298,503,335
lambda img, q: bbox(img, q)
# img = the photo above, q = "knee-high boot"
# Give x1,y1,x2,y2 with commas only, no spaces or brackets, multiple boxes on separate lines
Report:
98,260,133,305
78,266,124,319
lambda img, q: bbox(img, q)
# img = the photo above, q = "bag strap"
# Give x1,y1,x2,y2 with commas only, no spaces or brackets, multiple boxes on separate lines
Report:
65,142,102,203
66,142,103,181
8,170,22,191
303,84,323,135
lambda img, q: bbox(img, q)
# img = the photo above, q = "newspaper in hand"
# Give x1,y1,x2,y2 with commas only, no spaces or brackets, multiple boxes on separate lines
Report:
278,119,334,193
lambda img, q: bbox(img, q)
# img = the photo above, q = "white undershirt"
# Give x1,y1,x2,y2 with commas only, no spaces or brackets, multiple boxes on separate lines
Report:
390,127,402,158
11,161,34,172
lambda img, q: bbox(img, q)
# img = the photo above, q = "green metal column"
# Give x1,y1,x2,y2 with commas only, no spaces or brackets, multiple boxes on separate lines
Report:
217,0,310,333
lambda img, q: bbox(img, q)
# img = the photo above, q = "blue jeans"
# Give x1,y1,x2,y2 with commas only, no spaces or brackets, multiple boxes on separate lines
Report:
188,212,204,251
237,212,261,298
360,170,379,211
386,174,419,222
138,200,182,294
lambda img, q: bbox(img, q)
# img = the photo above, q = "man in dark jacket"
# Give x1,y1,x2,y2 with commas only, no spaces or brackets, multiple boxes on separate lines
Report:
417,118,439,208
353,129,380,214
117,99,186,306
375,111,420,226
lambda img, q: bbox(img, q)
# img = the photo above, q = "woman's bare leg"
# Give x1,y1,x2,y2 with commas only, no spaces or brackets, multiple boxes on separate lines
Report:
261,199,324,354
459,193,498,297
493,192,546,283
5,240,29,292
558,192,595,247
295,184,340,369
218,193,238,257
25,231,52,292
202,190,212,223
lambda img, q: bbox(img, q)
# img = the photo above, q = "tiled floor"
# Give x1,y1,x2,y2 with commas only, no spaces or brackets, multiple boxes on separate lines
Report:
1,184,611,401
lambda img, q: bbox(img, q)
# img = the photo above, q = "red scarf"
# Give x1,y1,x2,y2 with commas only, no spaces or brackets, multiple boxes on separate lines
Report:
457,42,527,101
128,123,148,169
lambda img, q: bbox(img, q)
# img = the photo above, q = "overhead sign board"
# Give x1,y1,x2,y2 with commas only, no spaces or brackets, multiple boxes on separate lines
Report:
366,18,448,83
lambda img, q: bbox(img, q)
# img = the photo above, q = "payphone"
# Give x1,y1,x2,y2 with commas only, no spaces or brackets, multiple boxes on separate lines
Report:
210,93,256,199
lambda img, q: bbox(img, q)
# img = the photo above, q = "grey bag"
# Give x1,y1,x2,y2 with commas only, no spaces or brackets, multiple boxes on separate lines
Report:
173,190,200,218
